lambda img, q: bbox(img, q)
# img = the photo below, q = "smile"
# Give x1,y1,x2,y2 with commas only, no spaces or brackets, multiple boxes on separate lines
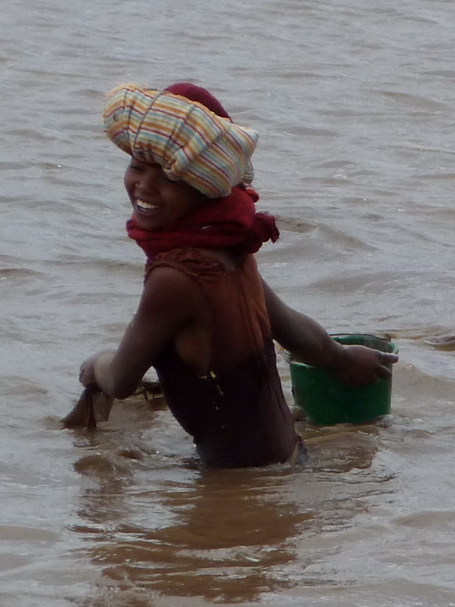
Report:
136,199,159,211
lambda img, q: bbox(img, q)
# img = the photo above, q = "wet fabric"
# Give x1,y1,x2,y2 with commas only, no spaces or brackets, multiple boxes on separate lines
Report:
148,249,299,468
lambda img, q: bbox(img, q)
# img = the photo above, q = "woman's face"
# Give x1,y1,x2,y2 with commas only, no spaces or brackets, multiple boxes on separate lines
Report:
124,158,204,231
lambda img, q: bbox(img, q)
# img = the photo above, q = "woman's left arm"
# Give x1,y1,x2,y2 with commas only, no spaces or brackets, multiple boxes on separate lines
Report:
262,279,398,385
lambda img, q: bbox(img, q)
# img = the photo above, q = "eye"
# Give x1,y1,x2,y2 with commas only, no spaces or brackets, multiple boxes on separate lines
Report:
128,160,143,172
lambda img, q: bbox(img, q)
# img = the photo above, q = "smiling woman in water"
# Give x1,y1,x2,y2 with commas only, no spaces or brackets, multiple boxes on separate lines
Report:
62,82,398,468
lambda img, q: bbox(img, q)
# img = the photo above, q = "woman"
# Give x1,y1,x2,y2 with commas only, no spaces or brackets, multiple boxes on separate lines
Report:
63,82,397,467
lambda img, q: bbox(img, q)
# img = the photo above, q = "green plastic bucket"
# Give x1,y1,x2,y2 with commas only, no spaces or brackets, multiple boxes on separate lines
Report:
288,334,398,426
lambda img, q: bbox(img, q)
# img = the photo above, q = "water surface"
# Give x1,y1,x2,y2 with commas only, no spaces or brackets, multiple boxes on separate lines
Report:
2,1,455,605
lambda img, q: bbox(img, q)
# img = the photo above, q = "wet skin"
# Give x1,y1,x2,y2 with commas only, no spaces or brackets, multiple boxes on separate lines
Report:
62,159,398,426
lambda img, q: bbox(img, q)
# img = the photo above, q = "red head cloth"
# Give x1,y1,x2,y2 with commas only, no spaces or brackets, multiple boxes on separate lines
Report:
165,83,232,120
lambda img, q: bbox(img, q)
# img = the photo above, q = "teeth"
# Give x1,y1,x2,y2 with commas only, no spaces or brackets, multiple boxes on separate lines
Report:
137,199,159,210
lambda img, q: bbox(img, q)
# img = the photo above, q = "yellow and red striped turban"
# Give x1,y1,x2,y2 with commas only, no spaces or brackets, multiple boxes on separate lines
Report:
103,83,258,198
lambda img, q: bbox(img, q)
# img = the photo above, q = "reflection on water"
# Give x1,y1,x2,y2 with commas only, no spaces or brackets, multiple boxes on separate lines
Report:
78,471,307,603
66,397,385,605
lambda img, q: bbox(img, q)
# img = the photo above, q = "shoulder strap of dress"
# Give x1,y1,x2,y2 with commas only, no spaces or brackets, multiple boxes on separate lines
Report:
144,248,226,288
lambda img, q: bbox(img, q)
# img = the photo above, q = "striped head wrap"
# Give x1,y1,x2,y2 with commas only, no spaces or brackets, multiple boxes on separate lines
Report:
103,83,258,198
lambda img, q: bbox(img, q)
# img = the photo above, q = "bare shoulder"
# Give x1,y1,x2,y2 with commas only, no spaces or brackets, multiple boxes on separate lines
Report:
139,265,207,318
144,265,203,296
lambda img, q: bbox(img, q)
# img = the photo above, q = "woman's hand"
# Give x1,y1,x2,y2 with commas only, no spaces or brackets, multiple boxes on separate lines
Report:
78,350,116,388
61,351,116,429
78,355,97,388
331,345,399,385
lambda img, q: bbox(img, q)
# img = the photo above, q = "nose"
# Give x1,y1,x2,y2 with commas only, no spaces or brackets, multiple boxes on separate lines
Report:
136,165,162,195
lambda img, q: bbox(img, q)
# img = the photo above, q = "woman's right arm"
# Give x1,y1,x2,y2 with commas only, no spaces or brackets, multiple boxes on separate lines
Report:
81,267,206,399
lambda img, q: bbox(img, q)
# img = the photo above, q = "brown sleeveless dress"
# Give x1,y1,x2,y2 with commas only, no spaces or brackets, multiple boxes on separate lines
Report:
147,248,299,468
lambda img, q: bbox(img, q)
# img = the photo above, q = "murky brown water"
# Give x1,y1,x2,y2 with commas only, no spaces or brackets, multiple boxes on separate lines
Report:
2,0,455,605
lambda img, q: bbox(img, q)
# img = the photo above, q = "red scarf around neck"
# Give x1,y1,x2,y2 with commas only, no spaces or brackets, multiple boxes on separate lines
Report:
126,186,279,261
